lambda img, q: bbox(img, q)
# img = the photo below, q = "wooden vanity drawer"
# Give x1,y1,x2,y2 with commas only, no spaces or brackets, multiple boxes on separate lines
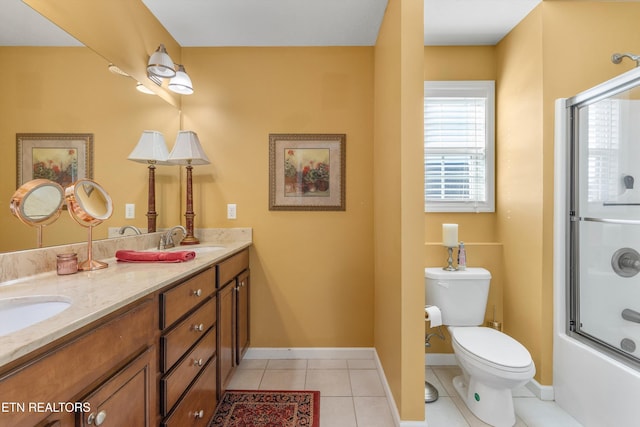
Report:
218,249,249,287
161,326,216,415
161,296,216,372
161,267,215,329
162,357,217,427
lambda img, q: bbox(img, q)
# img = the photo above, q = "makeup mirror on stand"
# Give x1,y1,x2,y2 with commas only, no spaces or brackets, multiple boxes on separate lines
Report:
64,179,113,270
10,179,65,248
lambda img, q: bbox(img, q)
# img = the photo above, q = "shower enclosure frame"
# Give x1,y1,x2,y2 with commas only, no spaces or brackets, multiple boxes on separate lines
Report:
565,68,640,369
554,66,640,427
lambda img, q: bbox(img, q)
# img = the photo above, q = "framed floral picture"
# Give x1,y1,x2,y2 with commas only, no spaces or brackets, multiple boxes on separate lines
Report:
269,133,346,211
16,133,94,188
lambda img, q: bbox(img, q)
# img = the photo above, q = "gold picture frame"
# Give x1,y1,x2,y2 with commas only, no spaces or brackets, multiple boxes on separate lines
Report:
16,133,94,188
269,133,346,211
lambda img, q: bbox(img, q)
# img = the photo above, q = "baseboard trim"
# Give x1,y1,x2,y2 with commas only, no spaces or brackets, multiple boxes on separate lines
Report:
244,347,375,360
526,377,555,401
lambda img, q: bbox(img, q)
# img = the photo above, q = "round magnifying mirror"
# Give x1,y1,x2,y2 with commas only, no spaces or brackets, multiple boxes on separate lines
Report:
65,179,113,226
10,179,65,248
65,179,113,271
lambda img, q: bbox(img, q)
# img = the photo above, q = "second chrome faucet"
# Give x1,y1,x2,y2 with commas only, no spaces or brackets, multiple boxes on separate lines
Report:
158,225,187,249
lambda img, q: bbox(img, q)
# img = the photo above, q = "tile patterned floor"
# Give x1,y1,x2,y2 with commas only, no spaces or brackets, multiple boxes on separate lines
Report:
227,359,584,427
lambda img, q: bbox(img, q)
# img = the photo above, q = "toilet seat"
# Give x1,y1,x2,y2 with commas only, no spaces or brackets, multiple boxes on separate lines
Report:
450,326,533,372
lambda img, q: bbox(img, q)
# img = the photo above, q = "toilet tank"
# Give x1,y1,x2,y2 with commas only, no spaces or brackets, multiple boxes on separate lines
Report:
425,267,491,326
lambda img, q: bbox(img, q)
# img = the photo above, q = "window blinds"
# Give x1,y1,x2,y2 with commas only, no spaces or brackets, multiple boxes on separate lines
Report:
424,90,491,212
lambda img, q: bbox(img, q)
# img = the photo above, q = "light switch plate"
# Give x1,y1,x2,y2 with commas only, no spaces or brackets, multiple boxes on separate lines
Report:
125,203,135,219
227,204,237,220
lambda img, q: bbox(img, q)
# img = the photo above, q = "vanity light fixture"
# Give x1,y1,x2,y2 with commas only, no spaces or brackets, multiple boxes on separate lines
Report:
128,131,171,232
147,44,176,78
167,131,210,245
146,45,195,95
168,64,194,95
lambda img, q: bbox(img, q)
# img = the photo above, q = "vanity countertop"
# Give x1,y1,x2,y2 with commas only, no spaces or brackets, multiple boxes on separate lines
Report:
0,241,251,368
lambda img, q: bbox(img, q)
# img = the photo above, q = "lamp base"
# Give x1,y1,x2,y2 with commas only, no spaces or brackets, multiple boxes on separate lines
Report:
180,235,200,245
79,259,108,271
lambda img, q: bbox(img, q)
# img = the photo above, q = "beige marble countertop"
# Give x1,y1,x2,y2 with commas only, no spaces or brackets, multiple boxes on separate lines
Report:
0,240,251,368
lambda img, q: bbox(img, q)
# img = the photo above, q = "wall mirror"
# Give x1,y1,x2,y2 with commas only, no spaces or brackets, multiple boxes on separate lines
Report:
9,179,65,248
0,0,181,253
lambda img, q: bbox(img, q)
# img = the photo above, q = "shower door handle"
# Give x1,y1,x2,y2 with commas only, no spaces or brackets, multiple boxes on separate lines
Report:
622,308,640,324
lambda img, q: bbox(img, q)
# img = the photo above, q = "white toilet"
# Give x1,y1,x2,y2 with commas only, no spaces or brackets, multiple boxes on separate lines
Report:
425,267,535,427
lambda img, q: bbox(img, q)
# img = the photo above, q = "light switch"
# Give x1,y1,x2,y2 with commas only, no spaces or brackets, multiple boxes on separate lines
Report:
227,204,237,220
125,203,135,219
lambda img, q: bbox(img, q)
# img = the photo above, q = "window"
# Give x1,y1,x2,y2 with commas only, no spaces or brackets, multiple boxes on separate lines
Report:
424,81,495,212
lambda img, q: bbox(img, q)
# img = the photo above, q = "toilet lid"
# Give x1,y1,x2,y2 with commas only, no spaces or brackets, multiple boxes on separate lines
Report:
450,327,532,368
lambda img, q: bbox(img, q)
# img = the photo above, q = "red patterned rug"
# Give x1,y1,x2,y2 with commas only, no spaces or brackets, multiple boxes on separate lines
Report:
210,390,320,427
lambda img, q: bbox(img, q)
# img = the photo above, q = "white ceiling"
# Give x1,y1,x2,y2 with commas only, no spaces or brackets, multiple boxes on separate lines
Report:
0,0,542,47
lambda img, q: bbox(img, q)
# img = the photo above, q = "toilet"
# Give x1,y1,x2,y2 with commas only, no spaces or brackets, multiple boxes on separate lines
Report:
425,267,535,427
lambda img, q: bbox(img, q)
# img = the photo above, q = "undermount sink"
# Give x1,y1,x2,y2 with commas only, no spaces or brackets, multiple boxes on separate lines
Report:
0,296,72,336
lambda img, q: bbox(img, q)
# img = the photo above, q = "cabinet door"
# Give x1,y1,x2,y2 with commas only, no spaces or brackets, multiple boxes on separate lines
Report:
236,270,250,364
217,281,235,395
79,347,155,427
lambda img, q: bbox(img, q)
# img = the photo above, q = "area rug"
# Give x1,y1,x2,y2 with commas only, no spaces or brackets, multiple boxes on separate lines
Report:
209,390,320,427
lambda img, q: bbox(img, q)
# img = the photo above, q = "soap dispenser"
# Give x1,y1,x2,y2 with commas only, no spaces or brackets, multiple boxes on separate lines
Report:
457,242,466,270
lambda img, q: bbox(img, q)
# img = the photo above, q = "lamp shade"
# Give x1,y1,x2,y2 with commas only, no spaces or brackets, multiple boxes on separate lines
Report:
128,131,171,165
168,65,194,95
168,131,210,165
147,44,176,78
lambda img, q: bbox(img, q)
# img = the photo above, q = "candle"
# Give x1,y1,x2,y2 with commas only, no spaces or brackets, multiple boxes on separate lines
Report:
442,224,458,247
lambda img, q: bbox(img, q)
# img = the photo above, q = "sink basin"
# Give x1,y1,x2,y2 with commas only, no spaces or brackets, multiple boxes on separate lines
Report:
0,296,72,336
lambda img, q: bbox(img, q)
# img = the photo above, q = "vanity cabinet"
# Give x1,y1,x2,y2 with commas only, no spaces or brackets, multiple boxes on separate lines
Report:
0,298,155,427
0,245,251,427
216,249,250,396
159,267,218,427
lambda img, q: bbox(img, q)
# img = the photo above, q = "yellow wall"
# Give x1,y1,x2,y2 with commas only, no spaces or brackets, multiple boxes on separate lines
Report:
495,6,546,383
373,0,426,420
0,47,181,252
178,46,375,348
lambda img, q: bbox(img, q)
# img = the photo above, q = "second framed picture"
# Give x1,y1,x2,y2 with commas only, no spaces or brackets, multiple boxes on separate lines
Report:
269,133,346,211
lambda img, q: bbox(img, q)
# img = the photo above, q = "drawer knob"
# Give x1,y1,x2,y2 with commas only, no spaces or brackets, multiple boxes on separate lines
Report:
192,288,202,297
193,358,204,367
87,410,107,426
192,323,204,332
193,409,205,419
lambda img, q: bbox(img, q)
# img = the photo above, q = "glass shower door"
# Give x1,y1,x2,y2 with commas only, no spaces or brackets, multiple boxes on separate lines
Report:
568,73,640,368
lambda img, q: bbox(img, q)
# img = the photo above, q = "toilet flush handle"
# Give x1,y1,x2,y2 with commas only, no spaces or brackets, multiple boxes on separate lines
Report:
437,281,450,288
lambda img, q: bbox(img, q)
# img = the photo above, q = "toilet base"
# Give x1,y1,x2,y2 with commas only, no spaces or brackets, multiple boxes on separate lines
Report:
452,375,515,427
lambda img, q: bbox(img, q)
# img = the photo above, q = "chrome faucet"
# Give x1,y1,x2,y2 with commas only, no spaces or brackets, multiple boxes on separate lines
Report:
158,225,187,249
118,225,142,235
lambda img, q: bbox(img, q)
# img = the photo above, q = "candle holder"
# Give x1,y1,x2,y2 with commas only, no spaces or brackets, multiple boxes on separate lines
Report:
443,246,457,271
